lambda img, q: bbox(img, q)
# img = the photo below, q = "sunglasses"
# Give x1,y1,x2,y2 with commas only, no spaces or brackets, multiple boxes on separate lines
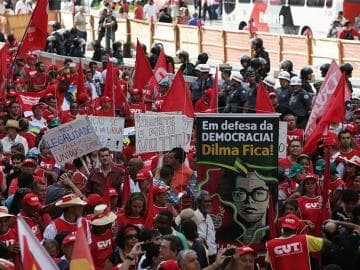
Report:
125,234,139,239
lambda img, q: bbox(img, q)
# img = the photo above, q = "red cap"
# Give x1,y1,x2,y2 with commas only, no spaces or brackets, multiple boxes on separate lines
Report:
14,78,25,85
7,90,17,97
304,173,319,182
109,188,118,197
158,260,180,270
44,93,55,99
22,158,37,166
269,92,277,98
48,64,57,71
62,234,76,245
129,88,142,96
77,92,90,104
101,96,112,103
86,194,103,207
237,246,256,256
136,168,152,181
26,54,37,60
346,123,358,134
280,214,300,230
153,185,169,195
22,193,42,207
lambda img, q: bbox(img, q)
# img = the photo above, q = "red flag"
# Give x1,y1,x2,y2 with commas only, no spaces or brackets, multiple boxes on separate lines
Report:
76,59,85,98
267,194,277,239
104,60,114,98
22,236,41,270
303,74,346,153
17,0,48,58
256,82,275,113
121,171,131,207
160,70,194,118
0,43,8,92
144,180,155,228
133,40,153,90
154,49,167,82
70,226,95,270
208,68,218,113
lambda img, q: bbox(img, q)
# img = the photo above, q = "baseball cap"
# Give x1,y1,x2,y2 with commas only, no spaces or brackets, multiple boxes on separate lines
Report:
304,173,319,182
281,214,300,230
109,188,119,197
62,234,76,245
289,163,305,178
86,194,103,207
158,260,180,270
136,168,152,181
237,246,256,256
22,193,42,207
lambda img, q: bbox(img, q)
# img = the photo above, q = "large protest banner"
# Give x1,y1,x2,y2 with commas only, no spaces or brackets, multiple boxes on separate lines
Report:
88,116,125,151
135,113,193,153
196,113,279,246
18,91,44,117
43,117,102,165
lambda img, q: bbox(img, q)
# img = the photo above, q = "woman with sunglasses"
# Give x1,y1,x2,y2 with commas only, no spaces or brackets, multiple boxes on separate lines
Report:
104,224,140,270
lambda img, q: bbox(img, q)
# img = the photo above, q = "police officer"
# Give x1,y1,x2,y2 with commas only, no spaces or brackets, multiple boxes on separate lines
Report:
280,60,297,78
340,63,353,92
191,64,213,105
196,52,209,65
244,68,258,113
240,55,251,78
275,71,292,111
320,63,330,78
177,50,195,76
224,73,247,113
300,66,314,93
219,65,232,113
251,38,270,74
289,76,312,129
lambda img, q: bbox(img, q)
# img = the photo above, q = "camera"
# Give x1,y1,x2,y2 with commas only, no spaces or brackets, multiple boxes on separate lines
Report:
140,242,160,269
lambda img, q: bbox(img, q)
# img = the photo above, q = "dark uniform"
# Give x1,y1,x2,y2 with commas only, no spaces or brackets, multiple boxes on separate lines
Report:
275,86,292,108
246,82,258,113
190,76,213,104
179,62,195,76
302,80,314,93
289,89,312,129
254,49,271,74
224,86,248,113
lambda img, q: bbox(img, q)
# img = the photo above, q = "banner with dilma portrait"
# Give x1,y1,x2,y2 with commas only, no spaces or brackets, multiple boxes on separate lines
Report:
196,113,279,247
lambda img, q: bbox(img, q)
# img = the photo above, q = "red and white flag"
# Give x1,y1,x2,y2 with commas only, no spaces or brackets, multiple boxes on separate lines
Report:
17,217,59,270
18,91,44,117
133,40,153,90
17,0,48,58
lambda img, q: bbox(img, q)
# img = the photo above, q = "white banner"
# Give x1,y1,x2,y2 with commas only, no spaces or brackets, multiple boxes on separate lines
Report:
43,117,102,165
278,121,287,159
135,113,193,153
88,116,125,151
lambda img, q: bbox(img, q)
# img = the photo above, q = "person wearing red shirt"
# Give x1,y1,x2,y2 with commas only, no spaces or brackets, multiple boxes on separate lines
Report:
338,20,360,40
125,89,146,127
24,54,37,79
284,114,304,144
279,139,303,171
194,89,211,113
95,96,115,117
266,213,329,270
153,81,169,112
153,185,178,218
60,102,79,123
117,192,146,230
29,62,48,92
134,1,144,20
296,174,329,237
39,140,59,185
18,193,51,241
0,207,19,260
338,130,360,160
90,204,117,270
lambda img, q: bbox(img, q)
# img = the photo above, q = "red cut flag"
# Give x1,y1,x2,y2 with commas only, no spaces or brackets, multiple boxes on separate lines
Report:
76,59,85,98
256,82,274,113
160,70,194,118
103,60,114,98
133,40,153,90
154,49,167,83
17,0,48,58
121,170,131,207
23,236,40,270
70,226,95,270
303,74,347,154
208,68,218,113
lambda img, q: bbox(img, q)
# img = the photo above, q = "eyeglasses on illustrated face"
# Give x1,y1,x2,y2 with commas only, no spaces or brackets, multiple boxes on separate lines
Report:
232,187,269,202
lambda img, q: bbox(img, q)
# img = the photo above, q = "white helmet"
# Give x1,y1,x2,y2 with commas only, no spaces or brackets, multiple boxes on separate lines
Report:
290,76,302,86
231,73,243,83
263,76,276,88
278,71,290,81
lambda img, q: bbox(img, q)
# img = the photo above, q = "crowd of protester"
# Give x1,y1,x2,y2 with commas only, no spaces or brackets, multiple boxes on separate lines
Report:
0,2,359,269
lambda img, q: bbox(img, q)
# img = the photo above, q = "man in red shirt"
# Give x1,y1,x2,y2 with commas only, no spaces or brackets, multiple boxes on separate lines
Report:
194,89,211,113
0,206,19,260
61,102,79,123
284,114,304,144
338,130,360,160
279,139,303,170
125,88,146,127
95,96,115,117
18,193,51,241
338,20,360,40
265,214,330,270
29,62,48,92
134,1,144,20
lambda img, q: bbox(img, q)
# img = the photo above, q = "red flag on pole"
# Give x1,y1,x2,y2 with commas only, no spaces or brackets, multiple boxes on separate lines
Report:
121,171,131,207
103,60,116,115
76,59,85,98
133,40,153,90
22,236,41,270
160,70,194,118
70,226,95,270
148,48,168,91
303,74,346,154
208,68,218,113
17,0,48,58
256,82,275,113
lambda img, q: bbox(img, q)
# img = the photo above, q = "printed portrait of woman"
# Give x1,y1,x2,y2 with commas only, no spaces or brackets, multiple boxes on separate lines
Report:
216,169,277,244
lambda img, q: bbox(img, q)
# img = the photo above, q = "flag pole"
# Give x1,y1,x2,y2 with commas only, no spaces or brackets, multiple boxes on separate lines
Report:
10,0,42,70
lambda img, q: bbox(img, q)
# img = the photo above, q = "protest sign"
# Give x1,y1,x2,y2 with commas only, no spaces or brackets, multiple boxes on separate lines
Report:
196,113,279,246
88,116,125,151
135,113,193,153
43,117,102,165
278,121,287,159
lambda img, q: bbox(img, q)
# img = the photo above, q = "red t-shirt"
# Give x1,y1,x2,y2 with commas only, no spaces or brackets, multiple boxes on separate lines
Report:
19,131,36,149
339,148,360,160
194,98,210,113
287,128,304,144
19,211,51,241
95,108,115,117
134,6,144,20
0,227,18,259
117,213,145,230
60,111,77,123
125,102,146,127
29,72,48,91
91,229,114,270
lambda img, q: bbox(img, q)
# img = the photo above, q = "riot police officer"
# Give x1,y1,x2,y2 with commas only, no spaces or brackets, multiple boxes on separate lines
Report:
224,74,248,113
